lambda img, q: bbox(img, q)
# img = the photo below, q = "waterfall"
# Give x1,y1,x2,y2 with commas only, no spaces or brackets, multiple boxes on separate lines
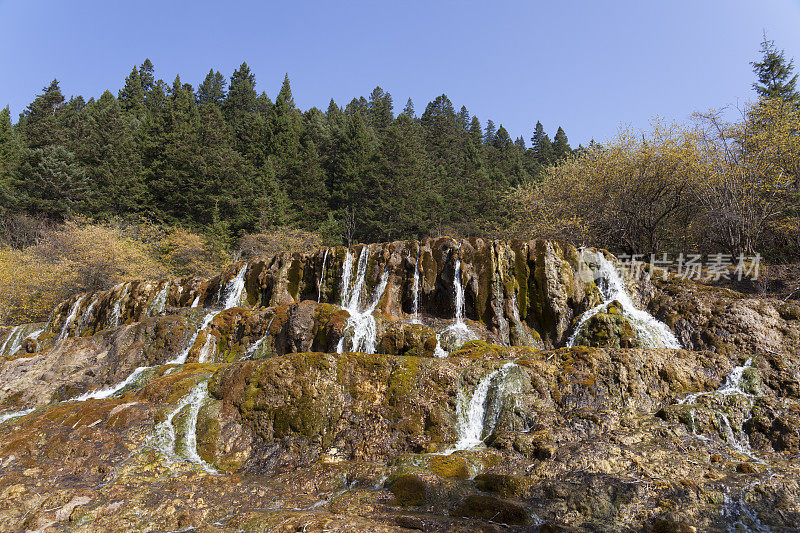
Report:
0,324,44,357
317,249,329,302
220,265,247,309
453,257,465,327
0,326,23,357
566,250,681,349
339,250,355,305
57,295,85,342
168,311,220,365
77,297,98,336
150,381,215,473
197,334,217,363
433,333,447,358
0,408,34,425
337,246,389,353
148,282,169,316
245,315,276,358
454,362,516,450
679,358,754,406
70,366,150,402
411,253,420,323
191,295,201,308
108,283,129,328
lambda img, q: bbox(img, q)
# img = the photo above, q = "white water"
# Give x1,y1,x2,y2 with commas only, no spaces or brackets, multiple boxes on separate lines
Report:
191,295,201,308
108,283,130,328
433,333,447,358
679,358,754,405
70,366,150,402
78,297,98,336
57,295,85,342
318,249,329,302
0,326,22,356
0,408,34,424
168,311,220,365
339,250,355,305
1,324,44,357
246,315,276,358
453,257,466,327
454,362,516,450
197,334,217,363
411,254,421,323
148,282,169,316
566,250,681,349
337,247,389,353
220,265,247,309
150,381,215,473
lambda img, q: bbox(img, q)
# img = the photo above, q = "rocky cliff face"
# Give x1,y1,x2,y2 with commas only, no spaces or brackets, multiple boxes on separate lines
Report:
0,238,798,531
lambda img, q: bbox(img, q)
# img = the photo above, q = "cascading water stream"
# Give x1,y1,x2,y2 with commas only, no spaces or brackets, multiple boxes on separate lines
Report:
149,380,215,473
317,249,328,302
220,265,247,309
411,253,421,323
70,366,151,402
337,247,389,353
108,283,130,329
148,282,169,316
453,362,517,450
78,297,98,336
57,295,85,343
566,250,681,349
453,257,466,329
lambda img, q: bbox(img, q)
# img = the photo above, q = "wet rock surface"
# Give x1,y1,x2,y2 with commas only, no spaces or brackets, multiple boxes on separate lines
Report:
0,239,798,531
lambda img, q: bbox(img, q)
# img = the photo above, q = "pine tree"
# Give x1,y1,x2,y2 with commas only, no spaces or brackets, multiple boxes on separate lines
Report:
370,114,432,239
18,80,66,148
401,98,415,119
14,146,91,219
751,35,800,104
222,62,265,167
118,66,145,114
456,106,470,132
552,126,572,160
483,119,496,145
74,91,147,217
469,116,483,146
367,86,393,131
531,121,555,166
197,69,227,107
0,107,21,210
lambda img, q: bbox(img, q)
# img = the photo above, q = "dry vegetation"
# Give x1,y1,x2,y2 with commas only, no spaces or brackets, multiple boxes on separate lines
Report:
506,98,800,259
0,216,321,325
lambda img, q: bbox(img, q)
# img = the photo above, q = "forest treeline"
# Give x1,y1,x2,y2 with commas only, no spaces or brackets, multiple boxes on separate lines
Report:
0,60,577,246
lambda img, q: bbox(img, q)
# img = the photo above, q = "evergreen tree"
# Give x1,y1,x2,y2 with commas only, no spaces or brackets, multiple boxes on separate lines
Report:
552,126,572,160
369,113,431,239
456,106,470,132
531,121,555,166
118,66,145,114
469,116,483,146
222,62,265,166
0,107,21,210
401,98,415,119
751,35,800,104
367,86,394,131
74,91,147,217
18,80,66,148
14,146,90,219
197,69,227,107
483,119,496,145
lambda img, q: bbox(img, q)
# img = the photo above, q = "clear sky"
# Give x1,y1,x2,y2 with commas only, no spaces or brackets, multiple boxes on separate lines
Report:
1,0,799,146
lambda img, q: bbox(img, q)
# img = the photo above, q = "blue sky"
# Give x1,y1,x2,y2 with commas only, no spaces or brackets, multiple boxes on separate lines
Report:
1,0,799,145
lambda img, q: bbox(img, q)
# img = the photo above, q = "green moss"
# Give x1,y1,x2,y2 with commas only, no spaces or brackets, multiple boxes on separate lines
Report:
388,357,420,402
